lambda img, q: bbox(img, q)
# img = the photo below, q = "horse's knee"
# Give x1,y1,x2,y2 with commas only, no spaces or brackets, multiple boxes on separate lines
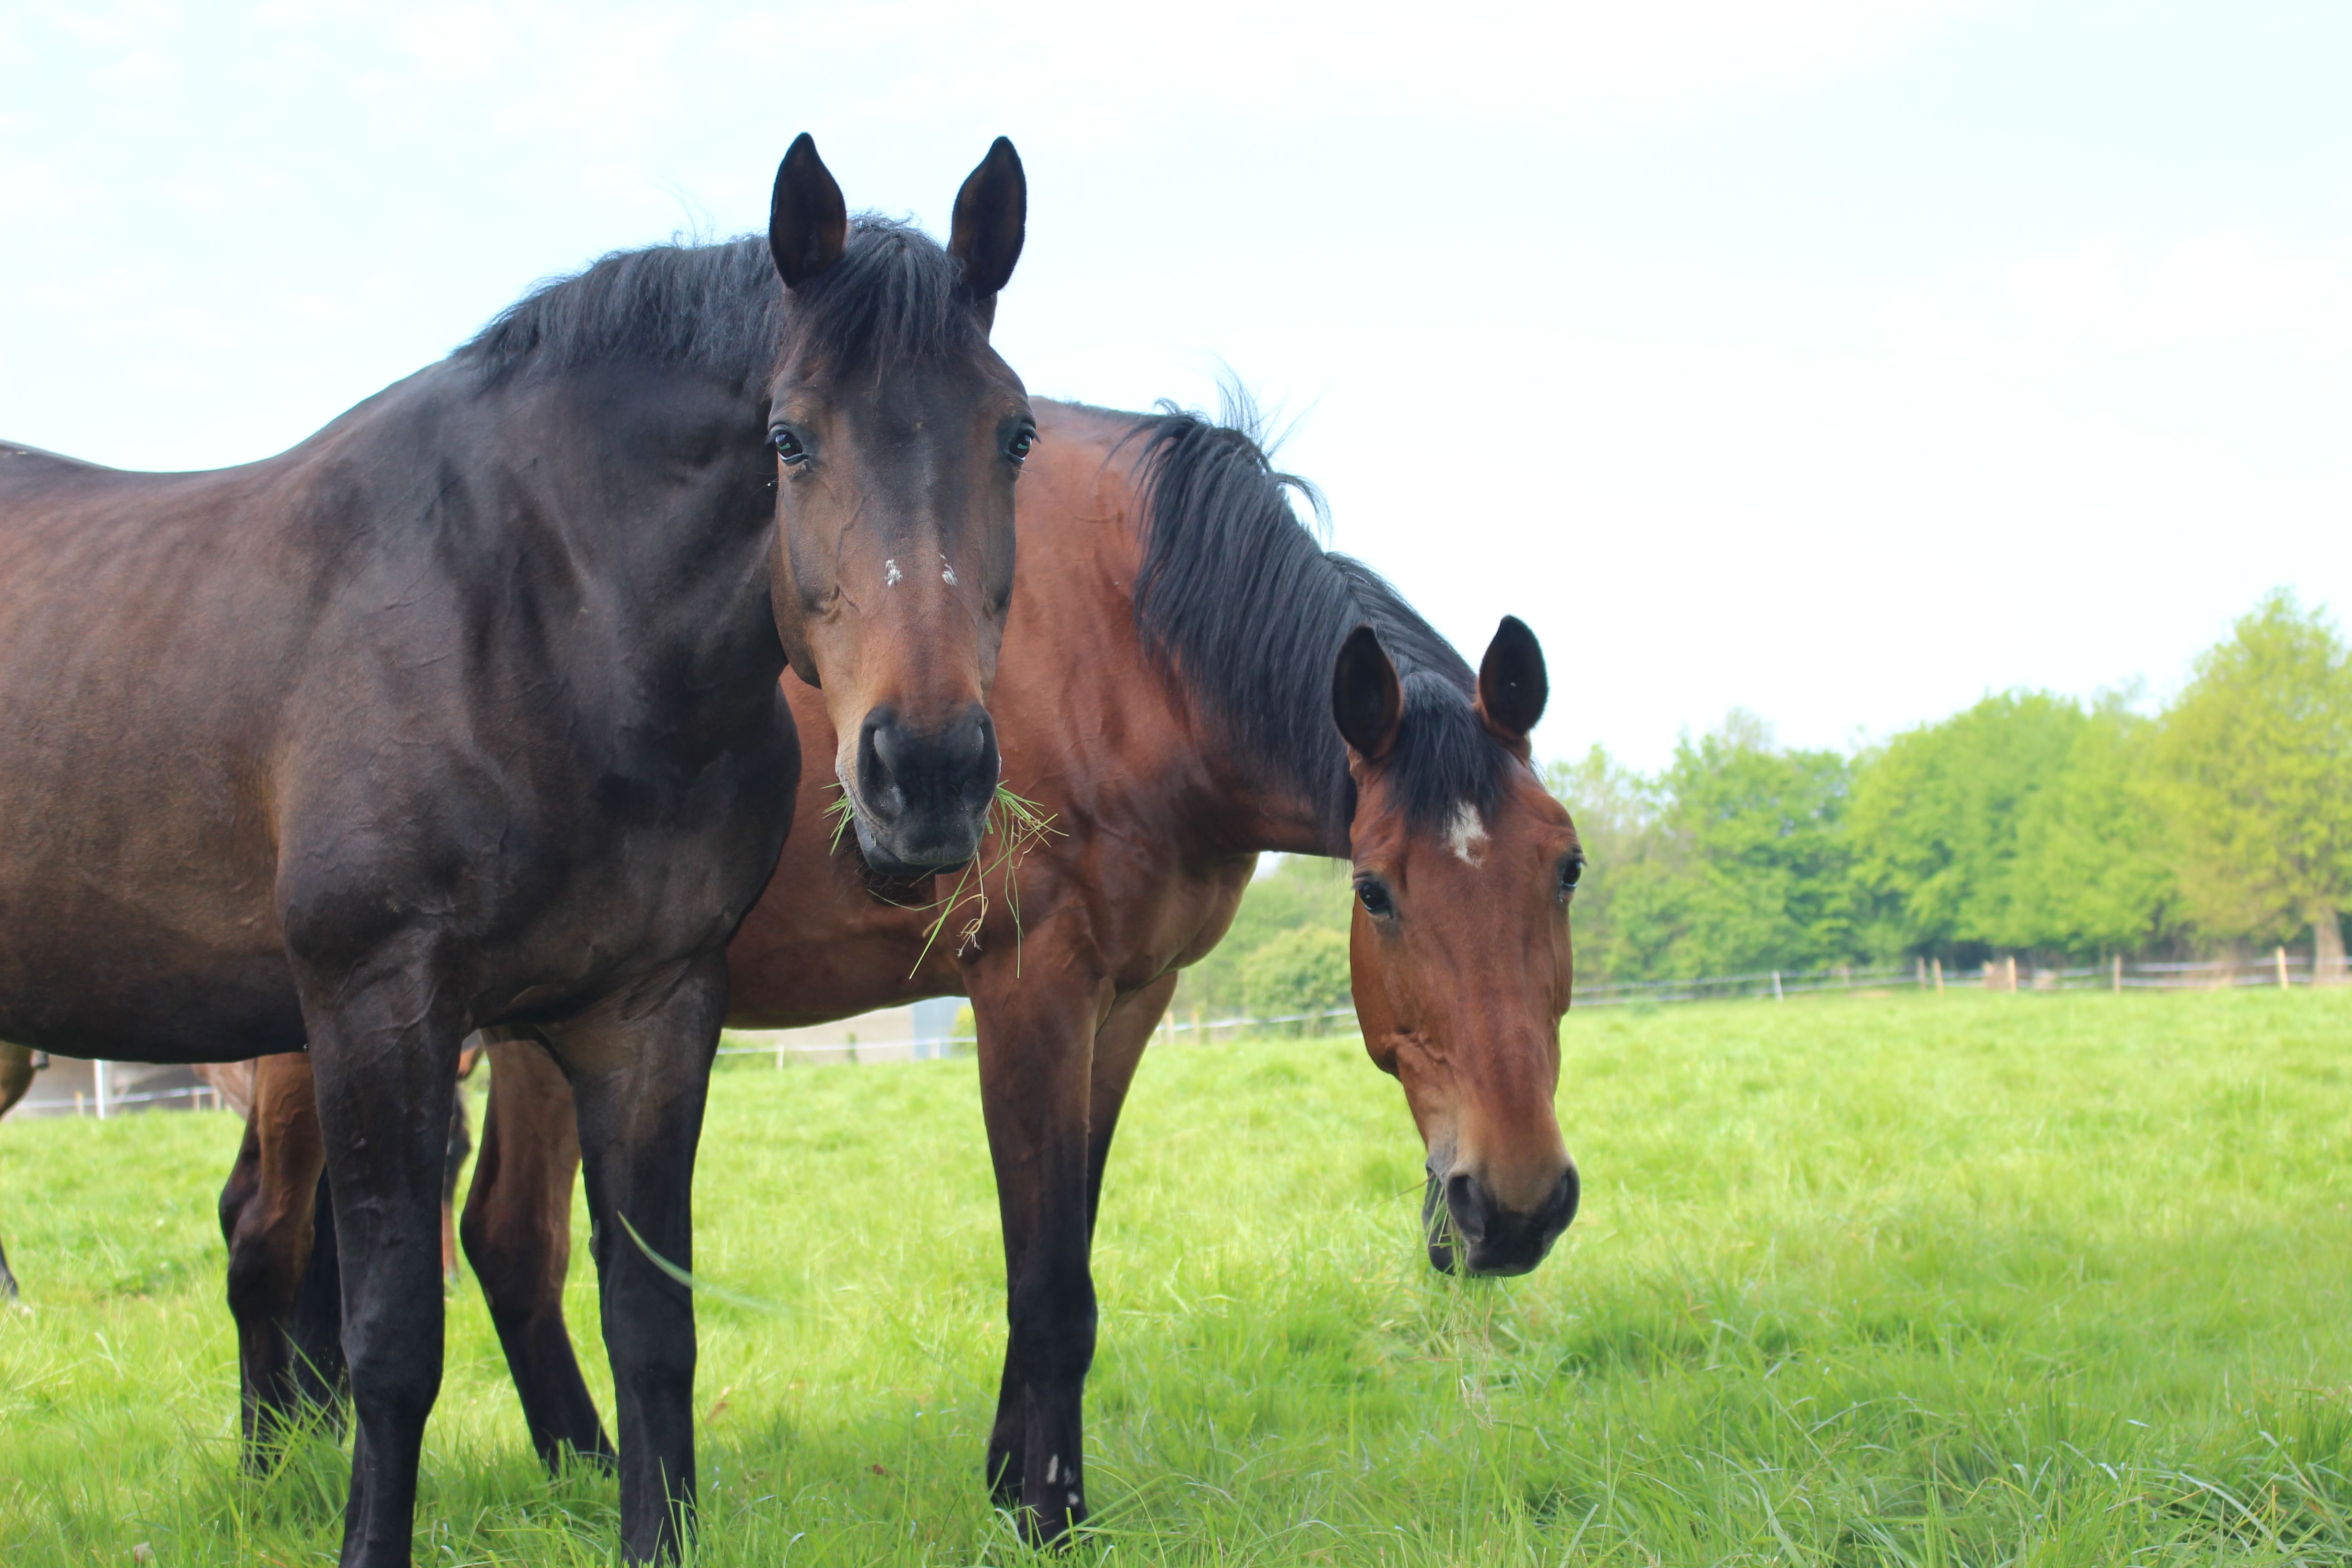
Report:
464,1222,554,1322
600,1269,696,1378
218,1133,265,1250
224,1212,304,1323
342,1306,443,1422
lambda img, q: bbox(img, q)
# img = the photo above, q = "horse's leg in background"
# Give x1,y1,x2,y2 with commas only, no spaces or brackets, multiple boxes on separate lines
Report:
0,1041,34,1300
461,1034,614,1471
975,964,1174,1541
288,1166,348,1416
1082,975,1175,1236
303,954,466,1568
544,954,725,1565
441,1085,473,1285
219,1052,332,1457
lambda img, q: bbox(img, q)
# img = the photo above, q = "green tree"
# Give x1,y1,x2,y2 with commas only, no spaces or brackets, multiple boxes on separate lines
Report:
2152,591,2352,976
1541,745,1662,988
1846,691,2085,959
1601,713,1857,980
1240,926,1352,1030
2004,696,2179,957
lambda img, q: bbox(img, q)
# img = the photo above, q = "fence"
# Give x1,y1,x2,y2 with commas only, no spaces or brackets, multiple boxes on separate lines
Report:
1576,950,2344,1004
713,1003,1368,1063
17,951,2340,1116
2,1054,243,1121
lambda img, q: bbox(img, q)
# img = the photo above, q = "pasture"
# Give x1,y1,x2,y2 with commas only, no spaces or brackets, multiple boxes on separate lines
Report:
3,988,2349,1566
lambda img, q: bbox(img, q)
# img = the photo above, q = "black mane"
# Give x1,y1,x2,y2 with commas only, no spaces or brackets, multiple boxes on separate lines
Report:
457,216,981,387
1124,397,1510,844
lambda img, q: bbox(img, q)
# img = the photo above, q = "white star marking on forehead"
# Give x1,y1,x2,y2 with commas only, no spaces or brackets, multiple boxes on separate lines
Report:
883,558,902,587
1447,802,1488,867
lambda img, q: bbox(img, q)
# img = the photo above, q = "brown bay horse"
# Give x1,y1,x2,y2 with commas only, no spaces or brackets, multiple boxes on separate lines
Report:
0,136,1033,1567
225,399,1586,1542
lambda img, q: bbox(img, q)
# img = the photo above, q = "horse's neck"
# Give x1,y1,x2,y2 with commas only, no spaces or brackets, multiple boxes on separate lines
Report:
1024,418,1348,864
393,361,785,742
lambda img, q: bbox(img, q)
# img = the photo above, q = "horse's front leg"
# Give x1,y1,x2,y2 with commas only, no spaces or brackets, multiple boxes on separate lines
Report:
981,970,1174,1521
461,1033,612,1472
545,955,726,1565
975,959,1165,1541
301,951,466,1568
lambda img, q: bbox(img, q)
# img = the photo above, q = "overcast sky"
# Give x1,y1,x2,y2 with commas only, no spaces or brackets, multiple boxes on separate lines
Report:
5,1,2345,770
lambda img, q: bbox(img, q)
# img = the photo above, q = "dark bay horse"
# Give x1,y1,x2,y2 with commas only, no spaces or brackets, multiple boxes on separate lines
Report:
223,399,1585,1541
0,135,1033,1565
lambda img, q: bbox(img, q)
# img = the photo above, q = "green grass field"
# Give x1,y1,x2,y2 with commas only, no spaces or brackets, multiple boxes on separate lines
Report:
3,989,2350,1566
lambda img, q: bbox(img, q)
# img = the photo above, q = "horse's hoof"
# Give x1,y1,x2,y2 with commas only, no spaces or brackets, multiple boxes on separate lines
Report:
985,1448,1022,1507
1019,1496,1085,1549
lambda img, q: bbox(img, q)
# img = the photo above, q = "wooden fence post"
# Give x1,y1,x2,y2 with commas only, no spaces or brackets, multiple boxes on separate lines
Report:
1932,957,1944,993
1771,970,1784,1002
2006,955,2019,992
2112,953,2122,992
2276,946,2290,990
1916,956,1927,990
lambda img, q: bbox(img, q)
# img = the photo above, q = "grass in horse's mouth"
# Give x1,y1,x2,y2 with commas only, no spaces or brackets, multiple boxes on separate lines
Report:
823,783,1060,976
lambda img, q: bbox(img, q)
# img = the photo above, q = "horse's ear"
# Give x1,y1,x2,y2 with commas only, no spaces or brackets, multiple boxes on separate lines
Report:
769,132,848,290
949,137,1026,307
1332,625,1403,763
1476,615,1548,743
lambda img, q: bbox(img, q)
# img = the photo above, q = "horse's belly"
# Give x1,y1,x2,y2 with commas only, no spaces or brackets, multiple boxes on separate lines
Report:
0,920,302,1063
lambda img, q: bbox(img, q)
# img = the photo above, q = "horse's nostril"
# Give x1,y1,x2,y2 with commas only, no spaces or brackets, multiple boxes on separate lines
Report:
856,707,908,814
1553,1162,1581,1229
853,703,1000,871
1438,1163,1577,1277
1444,1171,1491,1246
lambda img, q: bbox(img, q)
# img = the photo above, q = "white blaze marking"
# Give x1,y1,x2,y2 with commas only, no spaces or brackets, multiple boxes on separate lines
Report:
1448,802,1488,866
1044,1454,1059,1483
883,558,902,587
940,552,957,586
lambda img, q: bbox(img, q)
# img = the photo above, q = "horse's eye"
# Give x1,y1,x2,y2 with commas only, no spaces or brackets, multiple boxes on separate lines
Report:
1356,877,1395,919
1558,855,1585,903
1007,427,1036,463
772,428,809,466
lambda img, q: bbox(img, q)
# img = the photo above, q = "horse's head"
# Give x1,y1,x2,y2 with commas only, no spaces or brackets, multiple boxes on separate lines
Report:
762,135,1032,875
1334,616,1582,1276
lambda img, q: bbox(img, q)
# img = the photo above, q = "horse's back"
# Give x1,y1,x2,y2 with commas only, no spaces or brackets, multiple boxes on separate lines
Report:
0,441,335,1061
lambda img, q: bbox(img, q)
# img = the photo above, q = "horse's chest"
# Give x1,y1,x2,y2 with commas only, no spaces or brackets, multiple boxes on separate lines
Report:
514,784,788,954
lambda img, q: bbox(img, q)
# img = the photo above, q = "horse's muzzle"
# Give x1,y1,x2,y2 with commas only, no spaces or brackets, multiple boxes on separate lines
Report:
1424,1163,1579,1277
852,702,999,875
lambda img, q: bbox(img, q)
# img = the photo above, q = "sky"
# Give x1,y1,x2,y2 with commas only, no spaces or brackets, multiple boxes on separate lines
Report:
4,0,2346,771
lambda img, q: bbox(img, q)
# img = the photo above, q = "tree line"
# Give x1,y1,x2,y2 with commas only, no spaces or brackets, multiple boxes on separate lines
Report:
1555,592,2352,984
1165,591,2351,1019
